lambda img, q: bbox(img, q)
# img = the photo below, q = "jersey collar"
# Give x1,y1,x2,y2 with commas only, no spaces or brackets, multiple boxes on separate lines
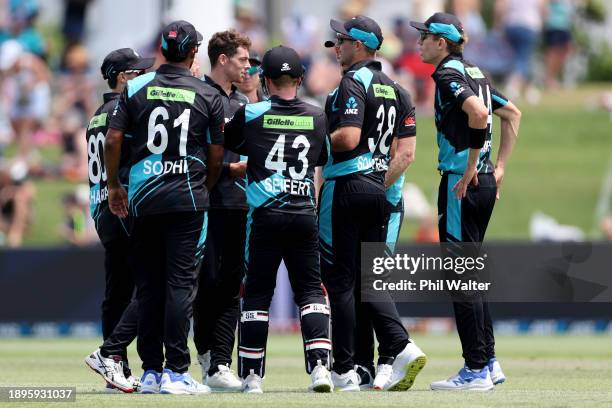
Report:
156,63,193,77
344,59,381,75
433,53,463,76
103,92,120,103
203,74,238,98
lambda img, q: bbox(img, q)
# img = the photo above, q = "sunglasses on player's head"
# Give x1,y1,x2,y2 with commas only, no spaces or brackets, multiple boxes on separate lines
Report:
246,66,261,76
123,69,144,75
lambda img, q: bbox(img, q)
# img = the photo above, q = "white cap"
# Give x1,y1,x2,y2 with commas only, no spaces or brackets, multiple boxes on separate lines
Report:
0,40,24,71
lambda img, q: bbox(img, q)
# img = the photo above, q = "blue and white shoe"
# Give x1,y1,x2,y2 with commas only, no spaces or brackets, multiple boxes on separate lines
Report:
160,369,211,395
430,366,494,391
488,358,506,385
140,370,162,394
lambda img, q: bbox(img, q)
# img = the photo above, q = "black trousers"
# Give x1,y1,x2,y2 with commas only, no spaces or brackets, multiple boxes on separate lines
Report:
238,209,330,378
355,201,405,373
100,235,135,362
319,178,409,374
100,299,138,374
438,172,497,369
193,208,247,374
131,211,207,373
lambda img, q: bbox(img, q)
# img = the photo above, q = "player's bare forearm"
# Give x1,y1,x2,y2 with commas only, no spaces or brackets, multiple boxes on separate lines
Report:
462,96,489,129
314,166,324,205
104,128,124,188
385,137,416,188
330,126,361,152
494,102,521,169
206,144,224,190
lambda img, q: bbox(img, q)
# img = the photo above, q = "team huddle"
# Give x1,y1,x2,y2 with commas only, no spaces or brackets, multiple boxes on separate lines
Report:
84,12,521,395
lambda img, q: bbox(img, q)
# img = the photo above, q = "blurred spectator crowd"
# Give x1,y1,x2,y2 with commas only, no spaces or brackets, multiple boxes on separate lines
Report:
0,0,608,246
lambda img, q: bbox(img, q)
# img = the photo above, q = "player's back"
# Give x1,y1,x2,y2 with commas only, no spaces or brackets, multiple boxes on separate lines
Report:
228,96,328,214
110,64,224,216
324,60,408,186
87,93,130,242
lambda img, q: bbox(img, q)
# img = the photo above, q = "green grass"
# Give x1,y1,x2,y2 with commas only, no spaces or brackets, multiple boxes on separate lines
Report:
1,334,611,407
17,84,612,245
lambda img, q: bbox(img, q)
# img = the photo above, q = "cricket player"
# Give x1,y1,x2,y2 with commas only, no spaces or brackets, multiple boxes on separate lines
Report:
410,12,521,390
84,47,153,393
106,20,225,395
192,30,251,392
225,45,333,394
320,15,426,391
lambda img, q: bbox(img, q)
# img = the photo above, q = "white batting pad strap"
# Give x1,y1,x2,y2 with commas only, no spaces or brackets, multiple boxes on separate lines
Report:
300,303,330,317
304,338,332,351
238,346,265,359
241,310,269,322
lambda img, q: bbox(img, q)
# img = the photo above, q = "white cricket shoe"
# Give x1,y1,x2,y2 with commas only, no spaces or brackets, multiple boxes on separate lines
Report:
372,364,393,390
355,365,374,390
430,366,494,391
139,370,162,394
159,369,211,395
197,351,211,382
242,369,263,394
309,360,333,393
84,349,134,393
206,364,242,392
488,358,506,385
331,369,360,392
387,341,427,391
104,384,121,394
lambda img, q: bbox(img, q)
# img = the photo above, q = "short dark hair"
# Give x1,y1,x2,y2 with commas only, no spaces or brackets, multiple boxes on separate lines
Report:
161,47,191,63
270,74,300,88
444,32,467,55
207,30,251,67
107,76,118,89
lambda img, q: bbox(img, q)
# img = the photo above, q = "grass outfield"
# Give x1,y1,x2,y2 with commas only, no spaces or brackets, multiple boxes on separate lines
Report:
1,334,611,407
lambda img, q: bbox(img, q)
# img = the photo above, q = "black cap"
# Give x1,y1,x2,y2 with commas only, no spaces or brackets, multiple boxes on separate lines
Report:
410,12,464,43
100,48,155,80
324,15,383,50
248,51,261,66
161,20,204,60
261,45,304,79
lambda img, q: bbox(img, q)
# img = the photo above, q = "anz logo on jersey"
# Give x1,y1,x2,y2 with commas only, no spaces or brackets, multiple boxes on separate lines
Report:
345,96,358,115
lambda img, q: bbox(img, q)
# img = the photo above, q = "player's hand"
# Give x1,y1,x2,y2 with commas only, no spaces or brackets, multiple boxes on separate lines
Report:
229,161,247,178
494,166,505,200
452,167,478,199
108,185,129,218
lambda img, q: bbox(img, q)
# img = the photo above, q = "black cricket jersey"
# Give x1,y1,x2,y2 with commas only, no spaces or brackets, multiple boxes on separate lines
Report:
202,75,250,210
109,64,225,216
324,59,416,187
87,92,130,243
225,96,328,214
432,54,509,175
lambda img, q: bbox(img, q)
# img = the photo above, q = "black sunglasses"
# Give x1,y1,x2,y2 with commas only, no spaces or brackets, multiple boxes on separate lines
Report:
336,35,357,45
419,31,438,41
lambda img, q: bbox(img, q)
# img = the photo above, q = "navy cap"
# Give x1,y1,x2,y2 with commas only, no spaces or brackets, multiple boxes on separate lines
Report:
325,15,383,50
100,48,155,80
261,45,304,79
410,12,464,43
161,20,203,59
